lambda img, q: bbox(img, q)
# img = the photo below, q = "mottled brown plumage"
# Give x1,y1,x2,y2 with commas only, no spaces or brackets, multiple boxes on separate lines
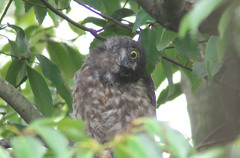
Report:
72,36,156,144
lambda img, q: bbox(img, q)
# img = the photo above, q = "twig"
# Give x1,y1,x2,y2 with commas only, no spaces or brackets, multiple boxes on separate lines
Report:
0,0,13,24
74,0,133,32
40,0,106,41
162,55,192,71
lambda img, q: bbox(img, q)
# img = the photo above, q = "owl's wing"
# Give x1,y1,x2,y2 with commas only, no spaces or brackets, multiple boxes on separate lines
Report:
144,76,157,108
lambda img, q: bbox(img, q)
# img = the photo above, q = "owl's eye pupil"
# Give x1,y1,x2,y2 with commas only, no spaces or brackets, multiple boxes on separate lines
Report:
130,50,138,60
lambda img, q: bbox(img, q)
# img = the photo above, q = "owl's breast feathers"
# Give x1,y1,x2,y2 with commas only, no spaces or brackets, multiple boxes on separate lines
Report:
72,63,156,143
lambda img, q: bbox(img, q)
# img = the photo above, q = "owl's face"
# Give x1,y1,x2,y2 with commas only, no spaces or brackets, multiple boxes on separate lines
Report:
89,36,146,84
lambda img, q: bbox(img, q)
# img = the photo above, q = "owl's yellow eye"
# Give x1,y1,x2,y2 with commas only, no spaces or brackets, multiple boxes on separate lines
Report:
129,50,138,60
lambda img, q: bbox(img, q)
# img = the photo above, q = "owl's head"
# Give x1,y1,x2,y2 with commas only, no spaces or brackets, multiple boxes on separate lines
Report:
90,36,146,84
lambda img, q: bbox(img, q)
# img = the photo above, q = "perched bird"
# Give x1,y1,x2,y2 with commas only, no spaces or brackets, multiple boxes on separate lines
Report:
72,36,156,145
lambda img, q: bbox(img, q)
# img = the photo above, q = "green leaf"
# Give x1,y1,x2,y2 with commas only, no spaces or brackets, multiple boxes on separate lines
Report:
47,41,84,81
205,36,222,82
8,24,31,56
139,28,161,75
143,118,193,158
81,17,107,27
27,66,53,116
56,118,87,141
111,8,135,19
101,0,121,15
182,67,202,92
5,60,26,87
161,56,174,95
13,0,25,17
36,54,72,110
155,25,177,51
114,133,162,158
48,10,60,27
133,8,155,30
11,136,45,158
179,0,227,37
151,62,166,89
192,62,206,78
0,146,11,158
33,6,47,25
33,126,72,158
157,83,182,107
173,34,200,61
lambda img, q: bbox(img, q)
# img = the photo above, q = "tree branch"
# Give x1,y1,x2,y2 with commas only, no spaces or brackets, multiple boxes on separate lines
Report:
0,77,42,124
0,0,13,24
135,0,186,32
74,0,133,32
40,0,106,41
162,55,192,71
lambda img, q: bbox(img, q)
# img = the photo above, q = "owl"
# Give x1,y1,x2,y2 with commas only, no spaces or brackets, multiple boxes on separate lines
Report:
72,36,156,145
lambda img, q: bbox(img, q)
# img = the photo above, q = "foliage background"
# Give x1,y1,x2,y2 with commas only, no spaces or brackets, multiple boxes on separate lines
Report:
0,0,240,157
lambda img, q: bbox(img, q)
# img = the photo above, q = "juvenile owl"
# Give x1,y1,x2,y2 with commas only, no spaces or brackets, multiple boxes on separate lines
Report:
72,36,156,144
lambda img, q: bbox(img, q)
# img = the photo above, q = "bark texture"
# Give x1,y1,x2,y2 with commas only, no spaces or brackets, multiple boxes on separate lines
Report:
181,52,240,150
0,77,42,123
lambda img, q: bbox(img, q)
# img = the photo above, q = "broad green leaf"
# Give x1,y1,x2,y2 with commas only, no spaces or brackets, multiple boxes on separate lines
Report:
47,41,84,81
173,34,200,61
13,0,24,17
33,6,47,25
8,40,18,57
155,25,177,51
11,136,45,158
57,0,70,9
5,60,26,87
0,146,11,158
36,54,72,110
56,118,87,141
143,118,193,158
157,83,182,107
8,24,31,56
81,17,107,27
114,133,162,158
48,10,59,27
139,28,161,75
27,66,53,116
101,0,121,15
192,62,206,78
151,62,166,89
182,67,202,92
133,8,155,30
179,0,227,37
190,147,225,158
33,126,72,158
161,56,174,95
205,36,222,82
111,8,135,19
0,0,8,16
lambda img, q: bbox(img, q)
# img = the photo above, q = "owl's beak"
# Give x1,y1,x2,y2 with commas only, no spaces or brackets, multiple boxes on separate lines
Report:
120,58,130,68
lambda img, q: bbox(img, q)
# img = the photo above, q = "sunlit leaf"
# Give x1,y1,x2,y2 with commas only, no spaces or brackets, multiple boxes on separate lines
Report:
27,66,53,116
101,0,121,15
0,146,11,158
151,62,166,89
13,0,24,17
33,126,73,158
11,136,45,158
56,118,87,141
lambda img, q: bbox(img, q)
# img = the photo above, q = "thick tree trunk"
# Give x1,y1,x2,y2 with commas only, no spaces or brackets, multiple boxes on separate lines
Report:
181,51,240,151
